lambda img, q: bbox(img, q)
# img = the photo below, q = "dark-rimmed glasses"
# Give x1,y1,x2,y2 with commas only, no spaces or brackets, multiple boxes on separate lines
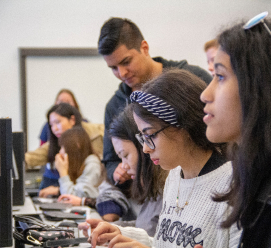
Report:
243,11,271,36
135,125,171,150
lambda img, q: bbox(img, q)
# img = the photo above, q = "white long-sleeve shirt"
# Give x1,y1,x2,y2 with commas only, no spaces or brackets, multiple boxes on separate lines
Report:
118,162,242,248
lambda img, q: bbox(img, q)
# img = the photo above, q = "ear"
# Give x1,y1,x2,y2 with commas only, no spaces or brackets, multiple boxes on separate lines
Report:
70,115,76,126
140,40,149,56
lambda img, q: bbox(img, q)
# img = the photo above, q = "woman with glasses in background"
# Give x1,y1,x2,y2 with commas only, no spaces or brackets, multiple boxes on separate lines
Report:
81,69,242,248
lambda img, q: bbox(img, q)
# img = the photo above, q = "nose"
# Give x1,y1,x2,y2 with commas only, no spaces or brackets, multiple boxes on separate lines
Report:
118,66,128,78
208,64,215,77
200,78,215,104
51,124,58,134
208,62,214,73
122,161,130,170
142,142,152,154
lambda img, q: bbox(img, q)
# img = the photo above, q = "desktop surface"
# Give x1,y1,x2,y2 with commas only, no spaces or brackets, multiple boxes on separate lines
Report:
12,195,104,248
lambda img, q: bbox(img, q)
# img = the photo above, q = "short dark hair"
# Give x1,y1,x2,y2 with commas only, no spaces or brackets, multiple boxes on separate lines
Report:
98,17,144,55
47,103,82,166
109,107,167,204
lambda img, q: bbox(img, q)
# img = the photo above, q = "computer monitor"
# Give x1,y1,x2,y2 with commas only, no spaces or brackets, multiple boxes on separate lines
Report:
0,118,13,247
12,132,25,206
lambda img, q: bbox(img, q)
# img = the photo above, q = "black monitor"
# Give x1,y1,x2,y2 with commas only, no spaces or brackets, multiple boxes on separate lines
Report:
12,132,25,206
0,118,13,247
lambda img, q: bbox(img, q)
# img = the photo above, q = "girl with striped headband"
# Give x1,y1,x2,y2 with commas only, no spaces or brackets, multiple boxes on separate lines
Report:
84,69,242,248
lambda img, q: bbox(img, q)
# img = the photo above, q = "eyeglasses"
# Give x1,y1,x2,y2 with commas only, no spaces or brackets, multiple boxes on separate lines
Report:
243,11,271,36
135,125,171,150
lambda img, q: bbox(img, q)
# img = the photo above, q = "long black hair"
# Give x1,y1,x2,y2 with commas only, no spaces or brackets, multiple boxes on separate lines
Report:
109,107,167,203
47,103,82,167
213,18,271,229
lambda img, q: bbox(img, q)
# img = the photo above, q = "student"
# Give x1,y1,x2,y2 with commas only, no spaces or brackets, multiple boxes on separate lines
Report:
200,12,271,248
80,69,241,248
99,17,213,188
40,126,103,198
60,109,167,236
204,39,218,76
25,103,104,192
108,109,167,236
40,88,87,146
203,39,218,77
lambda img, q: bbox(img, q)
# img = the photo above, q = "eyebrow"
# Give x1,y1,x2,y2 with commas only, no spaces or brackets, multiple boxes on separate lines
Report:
142,127,155,133
119,56,131,65
117,149,124,156
214,63,227,70
109,56,130,68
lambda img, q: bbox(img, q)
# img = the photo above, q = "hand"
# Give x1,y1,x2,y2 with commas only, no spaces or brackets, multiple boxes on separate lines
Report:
194,246,203,248
78,219,103,237
78,222,91,237
55,153,68,177
102,213,120,222
39,186,59,198
113,163,131,185
89,221,121,248
108,234,149,248
58,194,81,206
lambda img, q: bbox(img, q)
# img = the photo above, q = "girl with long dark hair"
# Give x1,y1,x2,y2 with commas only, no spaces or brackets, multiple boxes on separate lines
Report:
200,13,271,247
25,103,104,196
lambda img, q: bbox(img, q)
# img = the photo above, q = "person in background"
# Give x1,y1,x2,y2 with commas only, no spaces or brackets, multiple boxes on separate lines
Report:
80,69,241,248
204,39,218,77
200,13,271,248
39,126,103,198
25,103,104,192
60,108,167,236
99,17,213,190
40,88,87,146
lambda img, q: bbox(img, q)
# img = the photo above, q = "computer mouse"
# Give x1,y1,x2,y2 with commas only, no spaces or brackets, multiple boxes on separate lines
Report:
58,220,78,228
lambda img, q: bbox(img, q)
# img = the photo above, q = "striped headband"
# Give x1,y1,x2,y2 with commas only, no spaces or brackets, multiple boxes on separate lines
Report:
130,91,180,126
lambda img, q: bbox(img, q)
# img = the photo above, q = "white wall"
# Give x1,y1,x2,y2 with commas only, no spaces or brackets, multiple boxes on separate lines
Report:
26,55,120,150
0,0,270,143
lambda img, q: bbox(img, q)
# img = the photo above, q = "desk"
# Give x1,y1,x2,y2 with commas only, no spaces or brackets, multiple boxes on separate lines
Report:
11,196,105,248
13,196,38,216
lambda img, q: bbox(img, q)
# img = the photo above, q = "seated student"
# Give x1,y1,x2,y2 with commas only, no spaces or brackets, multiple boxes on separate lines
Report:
108,108,167,236
39,126,103,198
80,69,242,248
25,103,104,192
59,109,167,236
58,180,131,222
40,88,88,146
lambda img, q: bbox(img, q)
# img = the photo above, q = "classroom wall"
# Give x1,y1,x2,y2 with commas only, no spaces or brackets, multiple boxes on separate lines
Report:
0,0,270,146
